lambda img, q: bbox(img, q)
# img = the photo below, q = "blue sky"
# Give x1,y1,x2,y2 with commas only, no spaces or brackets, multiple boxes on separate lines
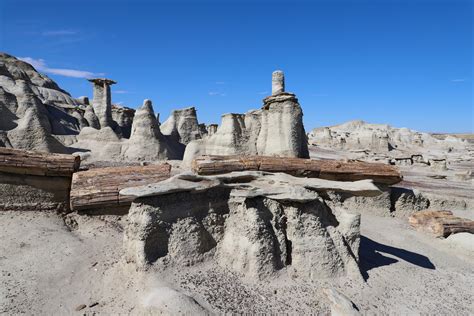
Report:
0,0,472,133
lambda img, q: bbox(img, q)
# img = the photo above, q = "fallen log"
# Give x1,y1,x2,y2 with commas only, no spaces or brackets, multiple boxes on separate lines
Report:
409,210,474,237
70,163,172,211
191,155,402,185
0,147,80,177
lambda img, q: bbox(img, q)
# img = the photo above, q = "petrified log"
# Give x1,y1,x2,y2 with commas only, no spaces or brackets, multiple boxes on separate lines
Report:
191,155,402,185
0,147,80,177
409,210,474,237
70,163,171,211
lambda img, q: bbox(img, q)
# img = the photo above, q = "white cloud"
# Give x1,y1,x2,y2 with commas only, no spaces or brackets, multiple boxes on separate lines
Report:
208,91,226,96
258,91,268,95
42,30,78,36
215,81,225,85
19,57,104,79
450,79,467,82
115,90,130,94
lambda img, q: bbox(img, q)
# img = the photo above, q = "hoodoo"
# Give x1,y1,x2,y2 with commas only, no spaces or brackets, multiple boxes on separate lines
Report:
183,70,309,164
88,78,117,129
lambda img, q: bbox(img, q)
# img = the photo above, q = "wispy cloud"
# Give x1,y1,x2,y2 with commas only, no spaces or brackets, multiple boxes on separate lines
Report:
258,91,268,95
312,93,329,97
450,79,467,82
41,30,78,36
215,81,225,85
115,90,130,94
209,91,226,96
18,57,104,79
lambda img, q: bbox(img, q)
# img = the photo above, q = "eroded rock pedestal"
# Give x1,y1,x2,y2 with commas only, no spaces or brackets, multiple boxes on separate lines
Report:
88,78,116,129
122,172,371,281
182,71,309,164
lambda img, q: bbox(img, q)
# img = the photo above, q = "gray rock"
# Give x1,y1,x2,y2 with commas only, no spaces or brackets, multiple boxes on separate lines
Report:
120,171,382,200
76,96,89,105
88,78,116,129
83,106,100,129
160,106,203,145
323,288,360,316
308,120,467,153
182,71,309,165
123,178,363,282
122,99,183,161
111,104,135,138
272,70,285,95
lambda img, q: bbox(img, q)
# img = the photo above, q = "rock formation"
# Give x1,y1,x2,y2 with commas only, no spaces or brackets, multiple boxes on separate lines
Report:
308,120,467,154
111,104,135,138
122,171,371,281
0,147,80,211
88,78,116,129
0,53,186,161
122,100,183,160
183,71,309,164
83,105,100,129
0,53,81,152
160,107,203,145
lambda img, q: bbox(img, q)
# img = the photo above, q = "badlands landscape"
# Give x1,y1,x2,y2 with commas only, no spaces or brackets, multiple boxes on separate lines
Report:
0,52,473,315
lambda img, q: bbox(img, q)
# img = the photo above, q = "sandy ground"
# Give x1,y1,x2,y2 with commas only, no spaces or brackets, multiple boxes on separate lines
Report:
1,208,472,315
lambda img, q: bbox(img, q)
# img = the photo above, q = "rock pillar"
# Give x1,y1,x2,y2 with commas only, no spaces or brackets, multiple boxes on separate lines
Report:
272,70,285,95
88,78,116,129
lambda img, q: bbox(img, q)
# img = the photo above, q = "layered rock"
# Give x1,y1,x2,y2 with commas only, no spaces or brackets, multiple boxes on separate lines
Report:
309,120,468,154
83,106,100,130
0,147,80,212
0,53,83,152
111,104,135,138
88,78,116,129
160,106,203,145
122,100,183,160
0,53,78,106
0,54,185,161
122,171,373,281
183,71,309,164
257,93,309,157
5,80,68,153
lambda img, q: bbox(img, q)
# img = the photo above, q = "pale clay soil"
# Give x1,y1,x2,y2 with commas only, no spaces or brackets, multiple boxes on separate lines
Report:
1,207,472,315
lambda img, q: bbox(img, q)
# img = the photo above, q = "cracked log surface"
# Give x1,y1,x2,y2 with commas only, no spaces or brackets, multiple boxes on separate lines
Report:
70,163,171,211
0,147,80,177
409,210,474,237
192,155,402,185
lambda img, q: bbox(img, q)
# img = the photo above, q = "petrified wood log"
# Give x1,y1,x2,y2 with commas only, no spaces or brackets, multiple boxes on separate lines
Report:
191,155,402,185
0,147,80,177
70,163,171,211
408,210,474,237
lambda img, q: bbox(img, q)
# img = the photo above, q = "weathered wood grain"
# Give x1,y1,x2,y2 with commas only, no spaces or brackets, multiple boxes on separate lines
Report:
0,147,80,177
70,164,171,211
192,155,402,185
409,210,474,237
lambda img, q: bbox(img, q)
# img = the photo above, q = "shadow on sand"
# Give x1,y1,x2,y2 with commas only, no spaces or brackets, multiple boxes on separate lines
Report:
359,236,435,280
